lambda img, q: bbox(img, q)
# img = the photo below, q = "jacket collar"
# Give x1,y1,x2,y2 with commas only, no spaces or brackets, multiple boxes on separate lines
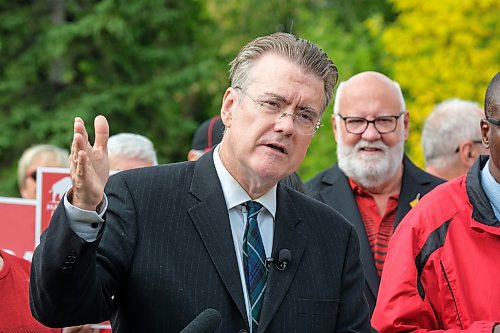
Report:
466,155,500,227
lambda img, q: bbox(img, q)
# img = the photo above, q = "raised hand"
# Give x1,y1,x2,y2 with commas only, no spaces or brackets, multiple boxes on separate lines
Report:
69,115,110,211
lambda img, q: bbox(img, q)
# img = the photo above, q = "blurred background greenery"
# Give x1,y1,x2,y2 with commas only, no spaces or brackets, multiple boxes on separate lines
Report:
1,0,498,196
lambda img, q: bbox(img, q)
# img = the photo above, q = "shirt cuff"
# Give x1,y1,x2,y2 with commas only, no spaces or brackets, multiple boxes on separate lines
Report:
63,188,108,242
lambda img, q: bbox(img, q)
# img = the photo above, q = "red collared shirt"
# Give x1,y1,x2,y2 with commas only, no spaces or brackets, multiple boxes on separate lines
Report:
348,178,399,277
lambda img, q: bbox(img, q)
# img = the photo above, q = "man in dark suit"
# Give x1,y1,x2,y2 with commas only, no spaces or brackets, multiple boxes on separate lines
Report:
306,71,444,316
30,33,370,332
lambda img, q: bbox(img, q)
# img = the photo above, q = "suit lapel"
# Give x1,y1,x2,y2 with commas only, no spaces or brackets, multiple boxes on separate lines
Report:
259,185,307,333
317,166,380,300
396,156,428,226
188,152,247,322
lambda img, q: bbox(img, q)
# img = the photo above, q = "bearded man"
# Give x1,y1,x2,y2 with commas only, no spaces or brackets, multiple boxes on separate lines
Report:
306,71,444,317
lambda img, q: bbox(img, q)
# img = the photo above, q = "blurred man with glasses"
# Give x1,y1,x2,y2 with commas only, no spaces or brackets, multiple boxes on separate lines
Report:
422,98,489,180
373,72,500,333
17,144,69,199
306,71,444,317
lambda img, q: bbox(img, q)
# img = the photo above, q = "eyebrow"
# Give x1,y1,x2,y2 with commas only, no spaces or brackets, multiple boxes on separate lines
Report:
345,113,402,119
261,92,319,114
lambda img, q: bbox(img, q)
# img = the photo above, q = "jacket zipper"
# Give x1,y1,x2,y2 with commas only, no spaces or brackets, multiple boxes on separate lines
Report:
440,260,463,329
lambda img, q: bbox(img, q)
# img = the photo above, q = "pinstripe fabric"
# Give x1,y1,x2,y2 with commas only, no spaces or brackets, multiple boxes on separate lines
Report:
31,151,371,332
242,201,267,332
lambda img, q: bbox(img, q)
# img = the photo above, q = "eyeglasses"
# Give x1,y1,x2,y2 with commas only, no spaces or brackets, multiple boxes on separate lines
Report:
26,170,37,181
235,87,322,135
486,117,500,126
455,140,483,153
336,112,405,135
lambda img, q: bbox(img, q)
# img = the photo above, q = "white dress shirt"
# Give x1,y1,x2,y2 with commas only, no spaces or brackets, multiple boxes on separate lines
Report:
213,145,276,328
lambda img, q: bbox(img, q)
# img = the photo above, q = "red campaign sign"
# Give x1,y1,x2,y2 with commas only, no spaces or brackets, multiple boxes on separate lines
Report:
35,167,72,245
0,197,36,261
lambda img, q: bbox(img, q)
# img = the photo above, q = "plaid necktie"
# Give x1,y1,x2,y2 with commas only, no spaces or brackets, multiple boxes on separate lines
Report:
243,201,267,332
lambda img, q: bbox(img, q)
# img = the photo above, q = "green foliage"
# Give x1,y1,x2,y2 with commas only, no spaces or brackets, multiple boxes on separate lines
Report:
0,0,215,195
0,0,393,195
376,0,500,166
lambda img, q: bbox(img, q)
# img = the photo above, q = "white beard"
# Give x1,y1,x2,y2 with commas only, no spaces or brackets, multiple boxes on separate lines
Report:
336,128,405,189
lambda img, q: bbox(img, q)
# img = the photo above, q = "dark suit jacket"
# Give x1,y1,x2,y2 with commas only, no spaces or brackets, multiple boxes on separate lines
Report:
30,151,370,332
305,155,444,315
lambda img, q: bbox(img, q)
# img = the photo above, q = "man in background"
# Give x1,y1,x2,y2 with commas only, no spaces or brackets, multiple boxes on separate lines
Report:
422,98,489,180
187,115,225,161
306,71,443,316
372,72,500,333
107,133,158,171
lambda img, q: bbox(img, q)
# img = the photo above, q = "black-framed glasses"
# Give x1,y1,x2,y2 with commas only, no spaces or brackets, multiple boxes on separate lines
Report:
234,87,322,135
455,140,483,153
486,117,500,126
337,112,405,134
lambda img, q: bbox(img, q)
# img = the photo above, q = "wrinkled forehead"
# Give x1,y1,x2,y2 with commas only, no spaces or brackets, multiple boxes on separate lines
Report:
340,81,403,116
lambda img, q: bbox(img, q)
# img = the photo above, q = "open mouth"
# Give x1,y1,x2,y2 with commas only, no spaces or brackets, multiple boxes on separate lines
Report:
266,143,287,154
360,147,383,152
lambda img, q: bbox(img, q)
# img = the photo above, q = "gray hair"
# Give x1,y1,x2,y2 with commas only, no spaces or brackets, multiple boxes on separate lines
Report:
108,133,158,165
485,72,500,118
333,80,406,115
229,32,338,112
17,144,69,188
422,98,483,169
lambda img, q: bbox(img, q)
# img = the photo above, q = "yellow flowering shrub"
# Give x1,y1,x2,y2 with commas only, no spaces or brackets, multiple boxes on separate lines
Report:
375,0,500,165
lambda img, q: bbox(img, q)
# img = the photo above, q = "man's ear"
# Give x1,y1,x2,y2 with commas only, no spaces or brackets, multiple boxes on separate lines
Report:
221,87,237,128
457,141,476,167
480,119,490,148
331,114,339,142
403,110,410,139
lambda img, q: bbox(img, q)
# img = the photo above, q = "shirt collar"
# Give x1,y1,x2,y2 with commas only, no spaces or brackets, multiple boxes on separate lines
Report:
347,177,399,200
213,145,277,218
480,159,500,219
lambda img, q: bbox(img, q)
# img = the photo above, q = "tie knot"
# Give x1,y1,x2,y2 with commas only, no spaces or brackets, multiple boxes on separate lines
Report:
245,201,263,216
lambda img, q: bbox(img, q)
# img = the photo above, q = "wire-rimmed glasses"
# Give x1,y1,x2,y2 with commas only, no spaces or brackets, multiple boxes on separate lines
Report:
235,87,322,135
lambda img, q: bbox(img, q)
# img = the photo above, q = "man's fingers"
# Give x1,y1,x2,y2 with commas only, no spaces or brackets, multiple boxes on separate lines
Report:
94,115,109,153
74,117,89,143
76,150,87,179
72,132,87,161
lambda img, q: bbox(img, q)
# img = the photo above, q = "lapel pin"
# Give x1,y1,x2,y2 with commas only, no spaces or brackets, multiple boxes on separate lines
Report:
410,193,420,208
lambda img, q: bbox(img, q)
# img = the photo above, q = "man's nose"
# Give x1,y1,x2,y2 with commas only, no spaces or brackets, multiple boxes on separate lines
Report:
361,122,381,141
274,112,295,135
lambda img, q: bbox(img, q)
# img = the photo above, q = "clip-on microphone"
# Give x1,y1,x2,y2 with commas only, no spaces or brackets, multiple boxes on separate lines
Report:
265,249,291,271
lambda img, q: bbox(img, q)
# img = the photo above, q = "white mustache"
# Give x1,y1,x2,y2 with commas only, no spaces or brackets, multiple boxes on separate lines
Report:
354,140,388,151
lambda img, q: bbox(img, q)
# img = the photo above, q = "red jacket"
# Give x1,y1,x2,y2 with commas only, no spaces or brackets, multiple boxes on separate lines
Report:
0,249,60,332
372,157,500,333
